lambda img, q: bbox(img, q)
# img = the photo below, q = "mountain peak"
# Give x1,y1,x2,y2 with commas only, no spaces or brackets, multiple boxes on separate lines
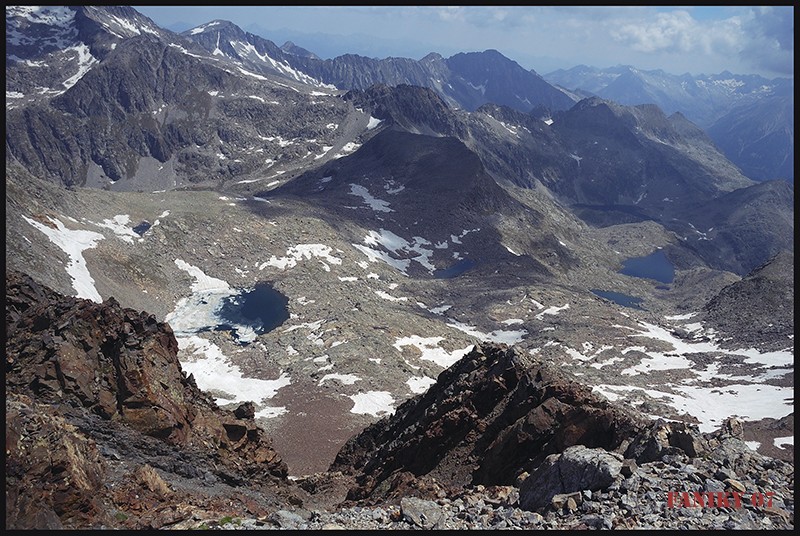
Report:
420,51,443,63
280,40,319,59
183,19,242,37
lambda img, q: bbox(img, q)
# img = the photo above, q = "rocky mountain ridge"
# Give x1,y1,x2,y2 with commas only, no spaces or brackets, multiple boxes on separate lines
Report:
7,6,791,279
180,20,576,113
543,64,793,128
5,269,298,529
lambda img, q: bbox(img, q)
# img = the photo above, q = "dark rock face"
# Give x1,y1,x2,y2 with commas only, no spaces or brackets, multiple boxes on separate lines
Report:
673,180,795,275
549,97,753,208
544,65,794,183
445,50,575,113
700,250,794,349
343,84,467,138
329,344,648,502
6,395,110,529
6,268,194,442
6,35,269,187
5,269,292,529
7,9,353,190
271,127,568,278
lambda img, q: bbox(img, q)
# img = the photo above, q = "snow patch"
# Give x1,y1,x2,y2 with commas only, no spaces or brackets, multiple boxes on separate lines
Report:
259,244,342,271
92,214,139,243
407,376,437,394
177,335,290,407
446,321,527,345
319,373,361,386
22,215,104,302
349,184,393,212
393,336,474,369
535,303,570,320
349,391,395,417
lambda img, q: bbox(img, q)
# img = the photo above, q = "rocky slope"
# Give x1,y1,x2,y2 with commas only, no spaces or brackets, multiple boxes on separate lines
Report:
6,273,793,530
5,7,794,530
699,250,794,351
670,179,795,275
330,344,648,501
339,85,792,276
6,7,792,277
706,95,794,182
5,269,301,529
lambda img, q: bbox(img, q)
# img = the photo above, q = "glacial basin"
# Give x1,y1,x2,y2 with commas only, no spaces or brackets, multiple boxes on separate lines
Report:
217,282,290,340
167,281,290,344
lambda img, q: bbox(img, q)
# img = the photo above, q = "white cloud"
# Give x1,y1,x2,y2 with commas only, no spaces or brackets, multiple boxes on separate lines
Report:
611,11,707,54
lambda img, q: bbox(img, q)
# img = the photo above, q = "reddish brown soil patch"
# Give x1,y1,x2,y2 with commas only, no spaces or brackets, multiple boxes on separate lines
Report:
264,379,372,476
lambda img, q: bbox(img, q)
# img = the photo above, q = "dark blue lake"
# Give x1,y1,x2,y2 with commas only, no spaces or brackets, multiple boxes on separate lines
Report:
619,250,674,284
591,289,645,310
133,221,152,236
434,258,476,279
217,283,290,338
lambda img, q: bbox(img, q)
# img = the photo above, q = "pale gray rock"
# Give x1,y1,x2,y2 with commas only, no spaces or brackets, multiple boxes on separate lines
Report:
519,445,623,512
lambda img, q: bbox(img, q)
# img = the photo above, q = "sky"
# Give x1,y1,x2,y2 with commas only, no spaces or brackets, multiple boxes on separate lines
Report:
134,5,794,79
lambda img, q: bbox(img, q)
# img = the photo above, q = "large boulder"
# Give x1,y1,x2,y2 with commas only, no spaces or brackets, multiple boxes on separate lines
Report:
518,445,623,511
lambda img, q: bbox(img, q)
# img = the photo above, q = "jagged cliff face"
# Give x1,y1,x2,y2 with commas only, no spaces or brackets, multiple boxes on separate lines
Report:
180,21,576,114
5,269,295,529
6,35,356,189
330,344,649,502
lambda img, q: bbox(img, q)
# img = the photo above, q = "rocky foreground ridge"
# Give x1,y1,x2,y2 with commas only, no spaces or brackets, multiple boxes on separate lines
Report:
5,270,794,529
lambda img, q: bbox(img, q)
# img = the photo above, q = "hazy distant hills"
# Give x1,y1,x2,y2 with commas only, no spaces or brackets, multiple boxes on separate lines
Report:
544,65,793,127
544,65,794,182
706,95,794,182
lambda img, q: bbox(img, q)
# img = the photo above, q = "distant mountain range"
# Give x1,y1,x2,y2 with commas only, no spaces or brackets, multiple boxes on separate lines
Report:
181,20,576,114
5,6,792,276
544,65,794,182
